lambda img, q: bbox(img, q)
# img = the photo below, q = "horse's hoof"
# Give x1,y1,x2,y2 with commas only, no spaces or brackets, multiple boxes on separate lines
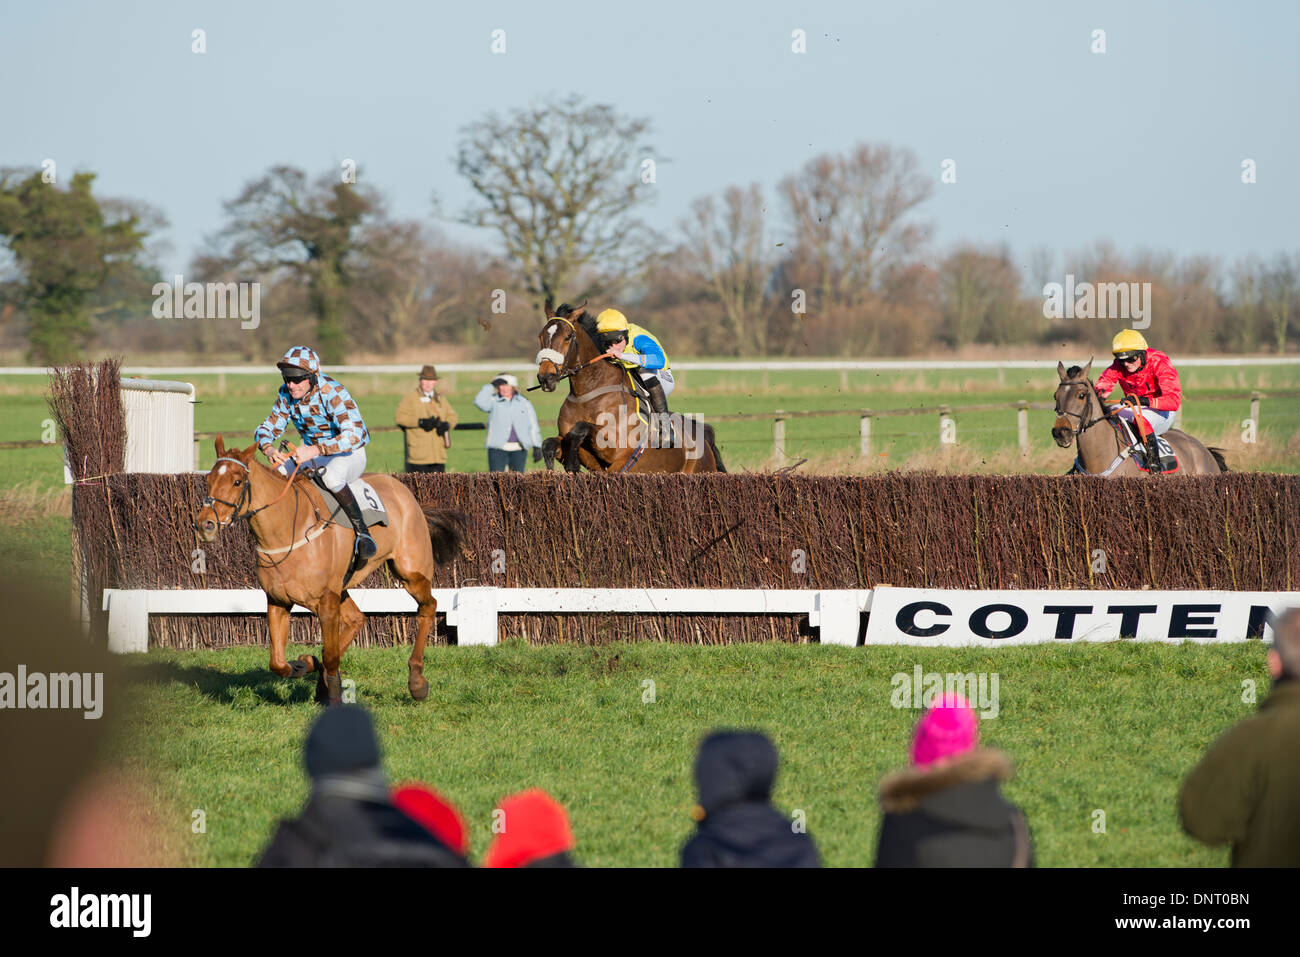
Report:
324,674,343,706
287,655,316,679
409,677,429,701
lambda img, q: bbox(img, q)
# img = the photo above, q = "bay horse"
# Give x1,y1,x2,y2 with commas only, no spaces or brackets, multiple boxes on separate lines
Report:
193,436,462,705
1052,360,1228,476
534,301,725,473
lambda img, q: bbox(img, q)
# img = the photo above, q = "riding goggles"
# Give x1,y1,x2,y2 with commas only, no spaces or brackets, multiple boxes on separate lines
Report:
1115,351,1143,363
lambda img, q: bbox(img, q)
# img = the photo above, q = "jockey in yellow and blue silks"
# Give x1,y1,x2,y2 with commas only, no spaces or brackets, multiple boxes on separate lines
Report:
595,308,675,443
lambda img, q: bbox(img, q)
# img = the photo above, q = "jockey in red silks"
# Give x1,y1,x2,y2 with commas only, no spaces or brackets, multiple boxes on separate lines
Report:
1094,329,1182,473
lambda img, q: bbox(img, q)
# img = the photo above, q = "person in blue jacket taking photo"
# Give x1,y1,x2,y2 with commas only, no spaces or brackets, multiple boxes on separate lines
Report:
474,374,543,472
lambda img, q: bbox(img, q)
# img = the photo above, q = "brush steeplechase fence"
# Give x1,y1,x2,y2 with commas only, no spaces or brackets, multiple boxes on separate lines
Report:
47,361,1300,650
74,470,1298,648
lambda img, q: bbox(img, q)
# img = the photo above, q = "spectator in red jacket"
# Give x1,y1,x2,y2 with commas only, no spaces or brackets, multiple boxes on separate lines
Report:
1095,329,1182,472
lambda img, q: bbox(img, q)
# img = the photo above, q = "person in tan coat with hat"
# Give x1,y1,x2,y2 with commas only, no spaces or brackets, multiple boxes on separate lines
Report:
395,365,458,473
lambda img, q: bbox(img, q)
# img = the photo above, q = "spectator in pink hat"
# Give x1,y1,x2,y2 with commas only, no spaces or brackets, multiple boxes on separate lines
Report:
875,694,1033,867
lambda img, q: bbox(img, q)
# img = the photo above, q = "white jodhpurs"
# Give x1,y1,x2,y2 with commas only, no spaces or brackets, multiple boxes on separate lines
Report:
639,368,675,397
279,447,366,491
1116,407,1175,436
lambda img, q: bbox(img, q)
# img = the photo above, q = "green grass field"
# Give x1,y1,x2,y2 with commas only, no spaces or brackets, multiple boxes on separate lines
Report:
0,361,1293,867
107,641,1258,867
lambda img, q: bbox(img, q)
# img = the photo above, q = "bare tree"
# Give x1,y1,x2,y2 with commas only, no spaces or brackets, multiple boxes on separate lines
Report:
938,245,1029,349
681,184,771,353
1229,256,1266,353
1264,253,1297,355
210,166,385,361
348,224,521,355
449,95,658,304
778,143,931,314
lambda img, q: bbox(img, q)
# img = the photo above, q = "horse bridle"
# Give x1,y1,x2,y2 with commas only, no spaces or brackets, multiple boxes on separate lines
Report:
202,455,309,526
202,455,327,566
535,316,627,395
202,456,257,526
1055,377,1112,441
536,315,585,381
1057,376,1137,475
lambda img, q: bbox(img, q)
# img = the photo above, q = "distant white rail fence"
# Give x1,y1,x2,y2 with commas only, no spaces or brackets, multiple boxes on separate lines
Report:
3,355,1299,387
101,587,872,654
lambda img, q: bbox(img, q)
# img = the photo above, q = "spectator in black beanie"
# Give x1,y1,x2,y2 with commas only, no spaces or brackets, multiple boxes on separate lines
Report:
681,730,820,868
259,705,468,867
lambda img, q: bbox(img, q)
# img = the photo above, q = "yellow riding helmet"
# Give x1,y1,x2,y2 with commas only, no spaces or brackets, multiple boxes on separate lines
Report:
596,309,629,334
1111,329,1148,355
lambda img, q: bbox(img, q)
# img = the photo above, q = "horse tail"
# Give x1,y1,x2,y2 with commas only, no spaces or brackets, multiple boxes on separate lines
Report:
703,423,726,473
1208,447,1229,473
421,507,466,564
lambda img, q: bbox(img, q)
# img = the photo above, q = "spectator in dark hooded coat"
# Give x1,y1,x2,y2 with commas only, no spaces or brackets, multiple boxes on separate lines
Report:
1180,607,1300,866
259,706,469,868
681,730,820,868
875,695,1032,868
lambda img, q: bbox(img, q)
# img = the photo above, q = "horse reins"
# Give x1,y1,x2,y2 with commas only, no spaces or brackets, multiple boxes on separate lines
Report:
531,315,610,391
202,456,333,565
1057,377,1139,475
535,315,657,472
1055,377,1112,440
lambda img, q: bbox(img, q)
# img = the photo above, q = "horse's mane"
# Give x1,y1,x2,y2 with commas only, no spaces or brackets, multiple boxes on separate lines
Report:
1065,365,1086,379
553,302,601,345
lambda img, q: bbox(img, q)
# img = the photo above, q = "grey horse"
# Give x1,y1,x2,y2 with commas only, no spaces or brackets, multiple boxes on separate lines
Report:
1051,361,1228,476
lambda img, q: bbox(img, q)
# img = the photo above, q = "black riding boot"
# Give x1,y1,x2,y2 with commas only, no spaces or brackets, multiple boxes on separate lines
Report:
332,484,378,559
643,378,674,447
1143,433,1164,473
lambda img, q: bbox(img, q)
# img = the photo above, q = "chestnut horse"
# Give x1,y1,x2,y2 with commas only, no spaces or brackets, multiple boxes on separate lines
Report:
193,436,462,704
534,302,725,473
1052,361,1228,476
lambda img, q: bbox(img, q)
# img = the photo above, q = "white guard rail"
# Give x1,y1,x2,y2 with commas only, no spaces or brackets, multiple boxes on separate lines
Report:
101,587,873,654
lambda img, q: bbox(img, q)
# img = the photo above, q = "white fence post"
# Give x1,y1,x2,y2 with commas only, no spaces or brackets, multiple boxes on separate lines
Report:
773,410,786,464
104,591,150,654
813,591,861,646
1017,401,1029,457
453,587,499,646
859,411,872,459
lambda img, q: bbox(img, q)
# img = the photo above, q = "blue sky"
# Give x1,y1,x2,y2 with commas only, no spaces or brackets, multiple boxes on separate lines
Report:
3,0,1296,276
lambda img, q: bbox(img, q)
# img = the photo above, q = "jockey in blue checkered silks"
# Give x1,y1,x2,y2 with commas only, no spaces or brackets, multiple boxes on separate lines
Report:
255,346,377,560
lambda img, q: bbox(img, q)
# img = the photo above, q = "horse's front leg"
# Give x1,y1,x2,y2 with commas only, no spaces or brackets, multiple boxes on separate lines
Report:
561,422,597,473
316,590,344,706
540,436,561,470
267,601,293,677
268,598,317,679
